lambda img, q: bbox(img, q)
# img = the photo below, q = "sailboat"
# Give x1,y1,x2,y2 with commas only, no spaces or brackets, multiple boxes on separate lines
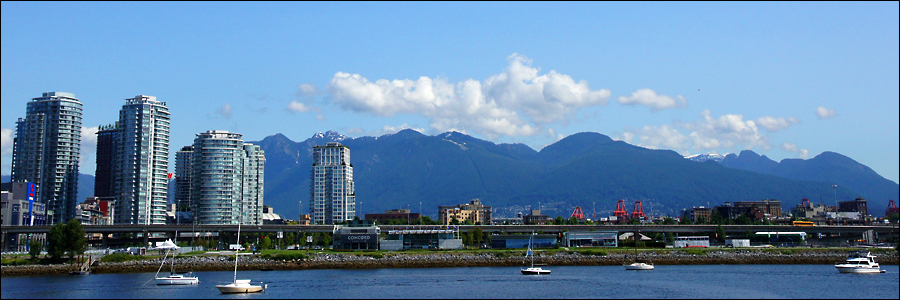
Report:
154,235,200,285
216,222,266,294
521,232,550,275
623,231,654,270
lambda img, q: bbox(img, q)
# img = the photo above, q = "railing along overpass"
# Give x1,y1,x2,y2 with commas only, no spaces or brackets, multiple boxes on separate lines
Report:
2,224,896,236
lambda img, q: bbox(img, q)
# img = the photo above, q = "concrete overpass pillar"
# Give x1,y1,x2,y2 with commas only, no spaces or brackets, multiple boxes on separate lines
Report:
143,230,149,248
102,234,109,249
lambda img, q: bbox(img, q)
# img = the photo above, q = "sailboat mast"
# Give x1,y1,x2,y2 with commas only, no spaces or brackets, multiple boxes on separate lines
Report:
234,223,241,283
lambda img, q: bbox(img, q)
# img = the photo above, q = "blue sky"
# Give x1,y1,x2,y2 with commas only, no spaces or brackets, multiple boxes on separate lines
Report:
2,2,898,184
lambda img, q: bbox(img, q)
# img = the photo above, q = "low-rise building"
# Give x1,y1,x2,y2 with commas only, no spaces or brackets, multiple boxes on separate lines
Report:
682,206,711,223
332,220,380,250
76,197,115,225
490,234,557,249
438,199,492,225
523,209,551,225
838,197,868,216
1,182,47,252
365,209,421,224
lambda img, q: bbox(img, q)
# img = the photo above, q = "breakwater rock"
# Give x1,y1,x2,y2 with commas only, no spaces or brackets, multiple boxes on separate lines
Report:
3,249,897,277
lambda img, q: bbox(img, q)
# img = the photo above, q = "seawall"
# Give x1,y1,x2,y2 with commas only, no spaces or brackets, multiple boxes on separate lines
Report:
3,249,897,277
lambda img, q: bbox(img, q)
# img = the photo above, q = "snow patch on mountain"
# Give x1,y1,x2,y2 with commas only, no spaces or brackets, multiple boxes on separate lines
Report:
685,152,729,163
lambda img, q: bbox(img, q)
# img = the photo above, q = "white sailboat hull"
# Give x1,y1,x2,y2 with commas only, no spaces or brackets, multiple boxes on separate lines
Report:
155,274,200,285
216,280,265,293
521,267,551,275
624,262,655,270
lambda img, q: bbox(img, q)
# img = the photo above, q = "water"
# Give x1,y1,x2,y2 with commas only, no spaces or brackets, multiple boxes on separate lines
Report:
2,265,897,299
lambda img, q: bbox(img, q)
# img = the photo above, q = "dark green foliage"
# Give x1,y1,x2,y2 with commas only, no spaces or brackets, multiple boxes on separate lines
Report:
64,218,86,259
28,239,42,260
473,227,484,246
576,249,608,256
100,253,143,263
46,223,66,259
260,236,272,250
714,225,726,243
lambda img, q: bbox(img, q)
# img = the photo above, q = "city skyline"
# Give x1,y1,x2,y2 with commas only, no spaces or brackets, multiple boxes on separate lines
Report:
1,2,898,184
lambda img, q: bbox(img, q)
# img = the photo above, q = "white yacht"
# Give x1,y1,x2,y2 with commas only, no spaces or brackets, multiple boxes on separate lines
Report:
834,251,884,273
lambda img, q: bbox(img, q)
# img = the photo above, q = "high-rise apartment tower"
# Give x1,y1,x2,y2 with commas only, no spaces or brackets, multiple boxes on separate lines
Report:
179,130,264,225
310,142,355,225
102,95,171,225
11,92,83,224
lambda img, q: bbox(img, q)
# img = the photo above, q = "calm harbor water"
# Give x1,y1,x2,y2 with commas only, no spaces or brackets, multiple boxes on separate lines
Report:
2,264,897,299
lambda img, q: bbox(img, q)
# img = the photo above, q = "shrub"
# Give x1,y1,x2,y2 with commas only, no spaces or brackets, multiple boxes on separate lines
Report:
267,252,307,261
100,253,144,263
684,248,707,256
576,249,608,256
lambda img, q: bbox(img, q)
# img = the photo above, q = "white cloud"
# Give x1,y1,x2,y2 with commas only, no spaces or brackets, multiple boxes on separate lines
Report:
326,53,611,140
315,114,325,121
216,103,233,119
1,128,12,156
816,106,836,119
286,101,310,113
755,116,799,132
781,142,810,159
80,126,100,173
380,123,425,135
621,110,790,153
298,83,319,97
616,88,687,110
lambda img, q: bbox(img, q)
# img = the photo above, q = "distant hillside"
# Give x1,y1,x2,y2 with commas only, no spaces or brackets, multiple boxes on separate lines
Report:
720,150,898,217
248,130,874,219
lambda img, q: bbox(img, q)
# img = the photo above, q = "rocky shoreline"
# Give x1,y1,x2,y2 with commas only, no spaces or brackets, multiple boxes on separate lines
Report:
3,249,897,277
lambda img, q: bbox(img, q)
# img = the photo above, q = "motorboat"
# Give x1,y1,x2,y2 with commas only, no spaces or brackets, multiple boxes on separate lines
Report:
835,251,884,274
216,223,267,293
521,232,550,275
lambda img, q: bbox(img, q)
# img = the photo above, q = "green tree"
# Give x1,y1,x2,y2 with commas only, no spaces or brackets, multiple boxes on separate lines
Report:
662,217,676,225
63,218,87,260
462,231,473,246
695,215,708,225
887,212,899,222
29,239,42,260
627,217,641,225
450,217,460,225
710,210,725,225
679,216,692,225
46,223,66,259
473,227,484,246
553,216,565,225
714,225,726,243
260,236,272,250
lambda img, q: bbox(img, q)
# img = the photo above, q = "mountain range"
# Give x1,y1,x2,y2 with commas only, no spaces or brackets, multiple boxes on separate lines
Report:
247,130,898,219
4,130,895,221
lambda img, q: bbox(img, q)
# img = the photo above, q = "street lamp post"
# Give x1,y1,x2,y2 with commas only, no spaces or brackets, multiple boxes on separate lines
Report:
832,184,838,208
